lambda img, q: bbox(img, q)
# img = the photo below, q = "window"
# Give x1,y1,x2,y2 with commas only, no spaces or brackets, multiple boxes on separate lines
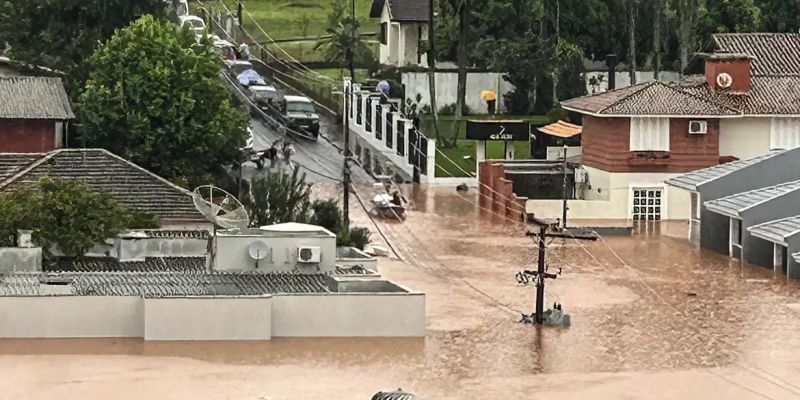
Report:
380,22,388,45
632,188,662,221
630,117,670,151
770,118,800,150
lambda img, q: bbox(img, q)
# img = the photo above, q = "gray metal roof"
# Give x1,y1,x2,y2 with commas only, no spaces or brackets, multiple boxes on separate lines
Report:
665,151,783,191
0,271,331,297
704,180,800,218
793,252,800,264
747,215,800,245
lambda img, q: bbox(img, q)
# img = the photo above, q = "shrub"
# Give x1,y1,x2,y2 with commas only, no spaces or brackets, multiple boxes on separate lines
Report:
349,227,372,250
312,198,343,233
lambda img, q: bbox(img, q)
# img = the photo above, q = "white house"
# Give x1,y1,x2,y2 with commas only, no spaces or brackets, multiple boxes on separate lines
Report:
528,33,800,222
369,0,428,66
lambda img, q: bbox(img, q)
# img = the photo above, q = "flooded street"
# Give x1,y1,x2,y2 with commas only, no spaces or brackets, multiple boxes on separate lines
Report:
3,185,800,399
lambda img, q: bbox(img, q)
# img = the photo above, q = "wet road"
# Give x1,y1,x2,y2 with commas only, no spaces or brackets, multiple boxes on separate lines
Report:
3,186,800,399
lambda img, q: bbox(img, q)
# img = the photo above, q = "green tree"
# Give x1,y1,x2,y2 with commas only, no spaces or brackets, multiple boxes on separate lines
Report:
311,199,343,233
757,0,800,32
314,16,374,78
247,168,313,226
78,15,248,182
0,0,170,94
0,178,157,259
695,0,762,46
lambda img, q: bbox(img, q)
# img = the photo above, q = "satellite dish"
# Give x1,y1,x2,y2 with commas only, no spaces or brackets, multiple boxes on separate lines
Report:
248,241,270,260
192,185,249,230
716,72,733,89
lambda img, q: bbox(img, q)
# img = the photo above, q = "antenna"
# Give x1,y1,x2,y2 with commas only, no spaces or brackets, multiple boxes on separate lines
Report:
248,241,269,268
192,185,249,230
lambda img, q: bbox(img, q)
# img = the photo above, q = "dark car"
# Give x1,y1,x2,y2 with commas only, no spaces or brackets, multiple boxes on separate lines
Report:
248,85,281,113
280,95,320,138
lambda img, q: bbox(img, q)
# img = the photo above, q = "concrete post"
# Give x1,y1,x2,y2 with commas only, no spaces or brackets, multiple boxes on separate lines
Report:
476,140,486,174
391,114,399,151
426,138,436,178
403,121,412,166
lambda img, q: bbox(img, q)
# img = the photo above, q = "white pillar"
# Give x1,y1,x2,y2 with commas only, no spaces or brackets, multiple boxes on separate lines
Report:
391,114,399,151
403,122,412,166
380,105,390,145
426,138,436,178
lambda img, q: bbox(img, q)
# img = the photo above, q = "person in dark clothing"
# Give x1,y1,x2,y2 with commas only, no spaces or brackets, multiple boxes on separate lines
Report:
391,191,403,206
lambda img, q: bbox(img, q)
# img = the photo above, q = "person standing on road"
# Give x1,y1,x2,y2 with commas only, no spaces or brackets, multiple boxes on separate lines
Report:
283,141,296,169
239,43,250,60
267,141,280,169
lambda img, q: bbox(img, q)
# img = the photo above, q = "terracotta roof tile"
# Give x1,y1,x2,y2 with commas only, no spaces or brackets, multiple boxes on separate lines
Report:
713,33,800,76
0,149,206,223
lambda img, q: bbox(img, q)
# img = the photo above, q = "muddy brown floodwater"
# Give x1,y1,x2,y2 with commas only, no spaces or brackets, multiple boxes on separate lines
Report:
3,185,800,400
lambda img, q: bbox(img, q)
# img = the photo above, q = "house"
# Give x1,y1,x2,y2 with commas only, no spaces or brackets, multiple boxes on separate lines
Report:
542,33,800,221
0,77,74,152
369,0,428,67
0,148,208,227
665,147,800,278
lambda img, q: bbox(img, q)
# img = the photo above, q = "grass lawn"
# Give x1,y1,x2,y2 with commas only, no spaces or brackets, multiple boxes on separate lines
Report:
215,0,379,61
423,115,551,178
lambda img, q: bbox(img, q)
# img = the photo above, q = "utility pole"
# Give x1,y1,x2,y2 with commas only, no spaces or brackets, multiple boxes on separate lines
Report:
342,0,356,231
561,144,568,229
517,218,597,325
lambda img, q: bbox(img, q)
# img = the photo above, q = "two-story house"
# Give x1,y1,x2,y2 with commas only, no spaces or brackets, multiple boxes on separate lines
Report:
543,33,800,221
369,0,428,67
0,76,74,153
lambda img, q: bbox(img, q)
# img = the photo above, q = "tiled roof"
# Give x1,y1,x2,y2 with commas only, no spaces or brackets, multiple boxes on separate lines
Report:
0,77,74,119
676,75,800,115
560,81,740,116
0,149,206,223
665,150,783,191
0,271,331,297
370,0,429,21
704,180,800,217
142,230,210,239
713,33,800,76
50,257,207,273
334,265,376,275
748,215,800,245
0,153,41,181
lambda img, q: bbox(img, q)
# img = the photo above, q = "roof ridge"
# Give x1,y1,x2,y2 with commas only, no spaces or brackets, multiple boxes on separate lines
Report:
596,81,658,114
662,81,743,115
0,149,63,189
712,178,800,202
749,214,800,229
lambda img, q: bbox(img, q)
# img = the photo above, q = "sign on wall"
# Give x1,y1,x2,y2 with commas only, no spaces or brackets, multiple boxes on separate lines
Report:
466,120,531,141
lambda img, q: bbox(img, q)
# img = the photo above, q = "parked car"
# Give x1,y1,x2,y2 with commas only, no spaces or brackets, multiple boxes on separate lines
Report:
280,95,320,138
179,15,207,41
224,60,253,79
237,69,266,88
248,85,281,112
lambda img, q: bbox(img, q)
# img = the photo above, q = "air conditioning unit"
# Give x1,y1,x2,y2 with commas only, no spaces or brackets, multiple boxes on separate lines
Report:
689,120,707,135
297,246,321,263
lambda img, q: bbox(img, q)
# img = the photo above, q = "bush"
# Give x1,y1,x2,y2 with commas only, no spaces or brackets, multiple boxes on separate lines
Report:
348,227,372,250
247,168,313,226
335,228,351,247
546,105,569,123
312,198,343,233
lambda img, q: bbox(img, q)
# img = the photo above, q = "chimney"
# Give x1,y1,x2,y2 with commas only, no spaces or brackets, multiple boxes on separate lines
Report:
606,54,618,91
704,53,753,93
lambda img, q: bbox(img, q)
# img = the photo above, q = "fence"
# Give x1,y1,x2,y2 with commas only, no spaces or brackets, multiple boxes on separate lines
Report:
346,79,434,181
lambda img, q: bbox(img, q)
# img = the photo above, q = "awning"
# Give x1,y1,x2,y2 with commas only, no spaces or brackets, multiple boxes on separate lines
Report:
537,120,582,138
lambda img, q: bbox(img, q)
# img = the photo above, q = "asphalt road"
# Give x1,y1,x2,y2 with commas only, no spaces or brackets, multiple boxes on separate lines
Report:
243,115,372,185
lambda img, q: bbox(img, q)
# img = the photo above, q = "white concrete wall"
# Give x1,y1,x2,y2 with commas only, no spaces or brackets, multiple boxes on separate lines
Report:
526,168,691,220
719,117,771,160
0,247,42,272
401,72,514,114
585,71,682,94
271,294,426,337
144,297,272,341
379,5,391,65
117,237,208,262
0,296,143,338
214,234,337,273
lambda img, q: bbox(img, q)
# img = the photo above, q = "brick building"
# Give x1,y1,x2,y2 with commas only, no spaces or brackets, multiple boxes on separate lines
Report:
0,77,74,153
538,33,800,221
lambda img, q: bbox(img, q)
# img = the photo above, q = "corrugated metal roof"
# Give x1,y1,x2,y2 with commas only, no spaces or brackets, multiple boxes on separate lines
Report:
704,180,800,217
538,120,582,138
793,252,800,264
747,215,800,245
665,151,783,191
0,77,74,119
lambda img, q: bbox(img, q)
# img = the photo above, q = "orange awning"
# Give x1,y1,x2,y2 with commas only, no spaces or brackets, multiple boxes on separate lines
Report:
537,120,582,138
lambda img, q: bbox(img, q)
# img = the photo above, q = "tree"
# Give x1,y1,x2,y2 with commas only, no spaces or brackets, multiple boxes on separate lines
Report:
247,168,313,226
695,0,761,46
0,177,157,259
448,0,471,148
0,0,170,94
78,15,248,182
653,0,664,80
311,198,343,233
314,16,374,78
757,0,800,32
674,0,701,73
627,0,638,84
